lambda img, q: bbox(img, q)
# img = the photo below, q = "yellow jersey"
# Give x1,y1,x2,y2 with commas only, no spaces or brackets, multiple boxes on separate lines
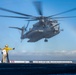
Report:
3,47,13,53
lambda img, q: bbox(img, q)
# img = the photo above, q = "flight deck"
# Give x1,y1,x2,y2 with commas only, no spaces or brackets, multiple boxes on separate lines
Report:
0,61,76,75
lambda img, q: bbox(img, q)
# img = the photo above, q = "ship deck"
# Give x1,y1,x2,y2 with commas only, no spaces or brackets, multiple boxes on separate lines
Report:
0,62,76,75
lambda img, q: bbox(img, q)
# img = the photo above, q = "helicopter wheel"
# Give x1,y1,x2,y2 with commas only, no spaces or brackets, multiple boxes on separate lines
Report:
44,39,48,42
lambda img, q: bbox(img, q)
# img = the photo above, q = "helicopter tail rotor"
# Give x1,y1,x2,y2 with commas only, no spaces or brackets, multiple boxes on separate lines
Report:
9,26,25,40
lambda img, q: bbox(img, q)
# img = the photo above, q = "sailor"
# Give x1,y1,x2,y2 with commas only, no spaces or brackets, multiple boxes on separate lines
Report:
0,45,15,63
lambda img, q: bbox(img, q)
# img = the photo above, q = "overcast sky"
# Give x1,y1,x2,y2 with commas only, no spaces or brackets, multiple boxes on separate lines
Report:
0,0,76,61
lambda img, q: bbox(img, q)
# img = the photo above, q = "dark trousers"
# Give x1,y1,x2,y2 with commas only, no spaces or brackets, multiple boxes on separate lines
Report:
7,53,9,63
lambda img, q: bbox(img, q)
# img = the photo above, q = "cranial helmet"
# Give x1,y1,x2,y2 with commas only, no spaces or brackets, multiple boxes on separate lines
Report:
5,44,8,47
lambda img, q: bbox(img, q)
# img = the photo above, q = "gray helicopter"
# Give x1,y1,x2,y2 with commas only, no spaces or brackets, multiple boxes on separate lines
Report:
0,2,76,42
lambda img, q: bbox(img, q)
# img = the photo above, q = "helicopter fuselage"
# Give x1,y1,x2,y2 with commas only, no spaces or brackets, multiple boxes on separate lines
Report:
21,21,60,42
0,2,75,42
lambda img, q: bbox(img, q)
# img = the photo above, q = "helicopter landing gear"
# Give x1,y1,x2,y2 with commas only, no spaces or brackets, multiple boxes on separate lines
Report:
44,38,48,42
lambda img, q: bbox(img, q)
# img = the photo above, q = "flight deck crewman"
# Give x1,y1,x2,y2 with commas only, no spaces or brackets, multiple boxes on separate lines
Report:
0,44,15,63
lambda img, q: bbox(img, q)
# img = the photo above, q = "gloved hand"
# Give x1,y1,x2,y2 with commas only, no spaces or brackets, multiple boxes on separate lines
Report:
13,48,15,50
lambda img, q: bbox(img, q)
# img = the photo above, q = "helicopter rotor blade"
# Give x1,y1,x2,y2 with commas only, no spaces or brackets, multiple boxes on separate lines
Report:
53,16,76,19
33,1,43,16
48,8,76,17
26,19,38,21
0,7,35,17
0,15,32,19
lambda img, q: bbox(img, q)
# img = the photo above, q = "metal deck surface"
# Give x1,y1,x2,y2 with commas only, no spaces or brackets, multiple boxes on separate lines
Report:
0,63,76,75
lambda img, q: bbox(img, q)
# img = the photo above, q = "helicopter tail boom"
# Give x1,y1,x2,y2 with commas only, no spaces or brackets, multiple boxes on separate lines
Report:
9,26,25,39
9,27,22,30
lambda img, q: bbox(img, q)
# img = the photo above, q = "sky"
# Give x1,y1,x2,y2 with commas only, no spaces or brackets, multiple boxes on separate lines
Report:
0,0,76,61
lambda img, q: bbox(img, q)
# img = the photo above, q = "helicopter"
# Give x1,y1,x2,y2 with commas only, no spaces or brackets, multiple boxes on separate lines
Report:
0,2,76,42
